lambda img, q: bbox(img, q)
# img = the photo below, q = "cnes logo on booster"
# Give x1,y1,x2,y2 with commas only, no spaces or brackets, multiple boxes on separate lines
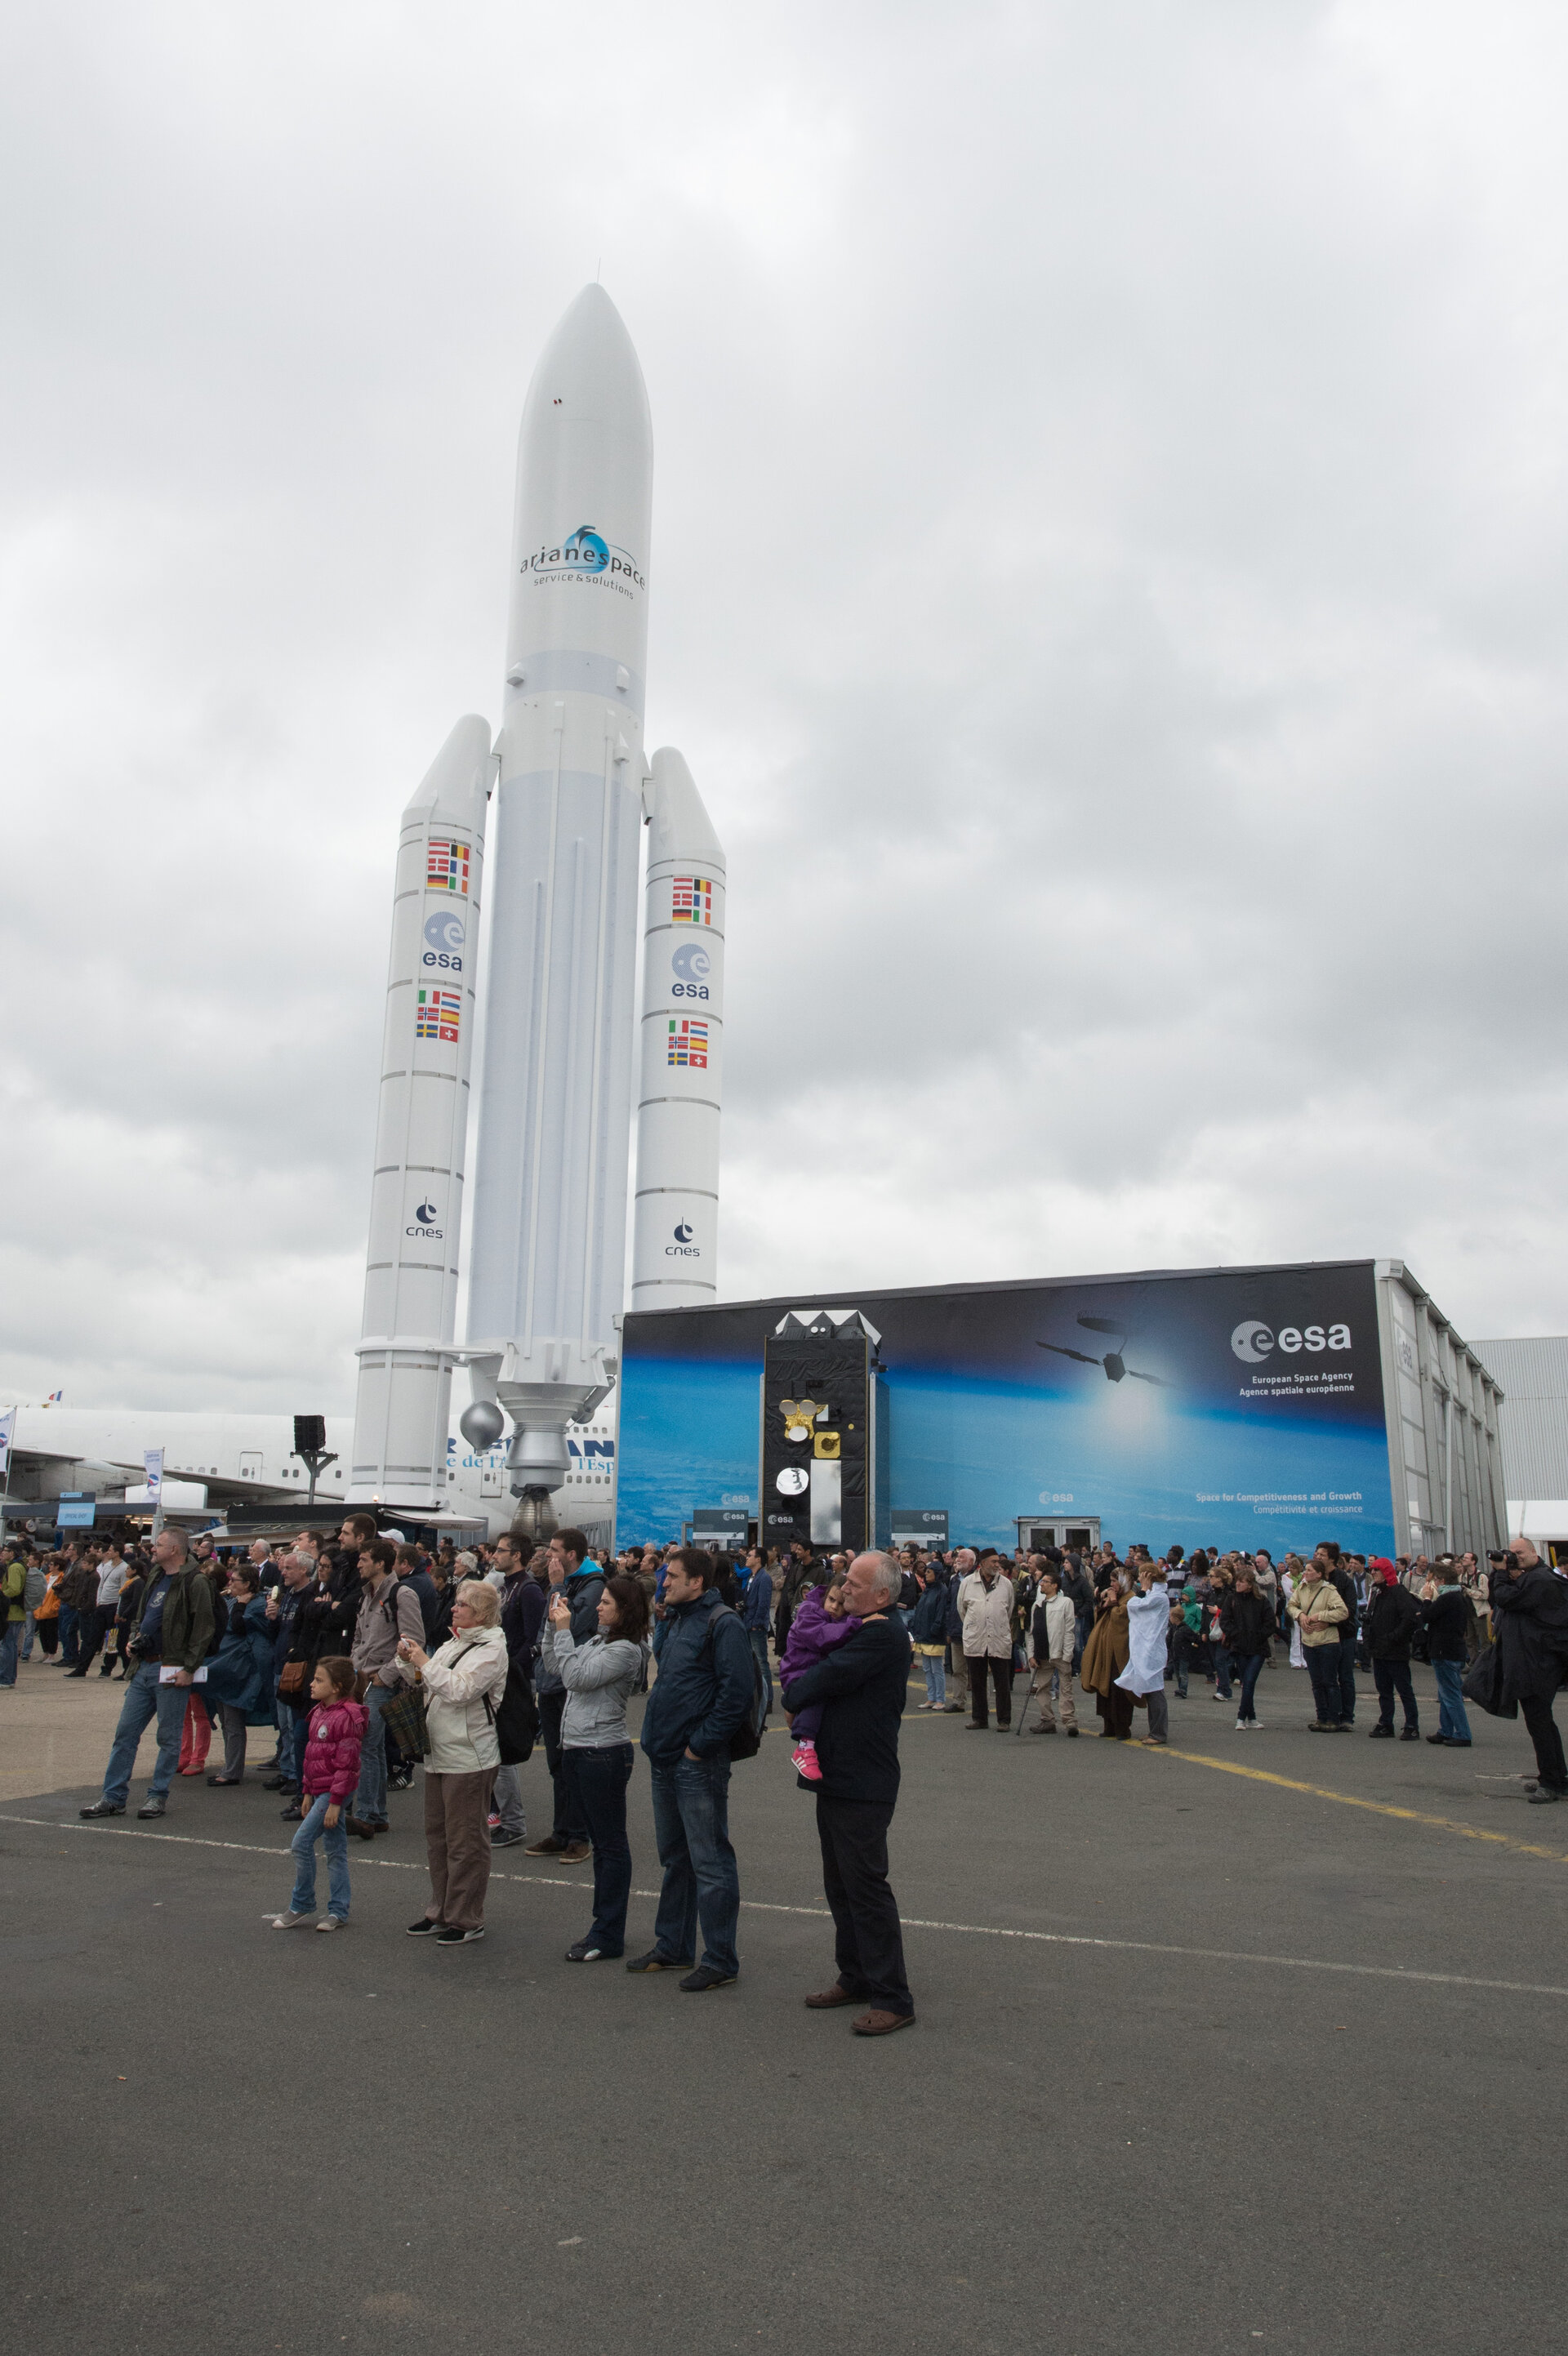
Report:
1232,1318,1352,1364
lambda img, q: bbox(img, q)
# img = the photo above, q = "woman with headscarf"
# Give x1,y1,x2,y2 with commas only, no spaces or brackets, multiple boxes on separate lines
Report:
1080,1571,1134,1738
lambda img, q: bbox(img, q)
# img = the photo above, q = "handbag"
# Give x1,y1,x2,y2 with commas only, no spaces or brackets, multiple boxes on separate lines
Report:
380,1679,430,1758
276,1659,307,1699
1461,1641,1515,1719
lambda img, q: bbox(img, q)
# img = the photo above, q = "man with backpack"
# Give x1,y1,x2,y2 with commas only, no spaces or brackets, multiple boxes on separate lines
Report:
630,1547,755,1990
526,1528,604,1862
346,1538,427,1837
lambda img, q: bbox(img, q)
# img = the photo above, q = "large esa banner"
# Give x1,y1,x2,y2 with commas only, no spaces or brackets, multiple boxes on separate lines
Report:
616,1260,1396,1557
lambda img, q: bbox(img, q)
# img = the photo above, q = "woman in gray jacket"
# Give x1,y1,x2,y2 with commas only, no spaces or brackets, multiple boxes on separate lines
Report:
546,1572,650,1962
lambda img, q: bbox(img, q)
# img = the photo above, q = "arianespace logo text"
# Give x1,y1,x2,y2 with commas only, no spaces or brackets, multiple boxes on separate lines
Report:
1232,1318,1352,1364
524,524,644,596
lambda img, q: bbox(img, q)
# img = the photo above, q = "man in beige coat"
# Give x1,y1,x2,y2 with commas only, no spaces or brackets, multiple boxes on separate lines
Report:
957,1550,1015,1730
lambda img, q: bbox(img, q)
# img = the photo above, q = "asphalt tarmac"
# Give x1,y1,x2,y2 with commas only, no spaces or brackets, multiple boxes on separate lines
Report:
4,1655,1566,2356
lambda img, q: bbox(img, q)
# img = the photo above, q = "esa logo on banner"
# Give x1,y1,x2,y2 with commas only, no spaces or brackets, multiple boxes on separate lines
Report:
1232,1319,1352,1363
670,939,710,1000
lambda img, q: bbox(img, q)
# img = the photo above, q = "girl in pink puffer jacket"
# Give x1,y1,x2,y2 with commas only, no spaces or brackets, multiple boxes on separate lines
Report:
271,1658,368,1934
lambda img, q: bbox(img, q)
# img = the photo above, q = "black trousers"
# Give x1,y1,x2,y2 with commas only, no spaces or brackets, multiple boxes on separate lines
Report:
1306,1646,1344,1725
1333,1633,1358,1721
967,1656,1011,1726
76,1605,114,1671
538,1688,587,1842
815,1795,912,2016
1373,1658,1419,1728
1521,1691,1568,1791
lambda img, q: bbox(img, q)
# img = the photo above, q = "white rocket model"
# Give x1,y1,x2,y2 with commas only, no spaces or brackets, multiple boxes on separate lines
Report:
452,284,725,1534
631,747,724,1309
347,717,491,1509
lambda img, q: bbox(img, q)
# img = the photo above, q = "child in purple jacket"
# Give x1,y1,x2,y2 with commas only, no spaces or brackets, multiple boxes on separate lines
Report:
270,1657,367,1933
778,1570,861,1783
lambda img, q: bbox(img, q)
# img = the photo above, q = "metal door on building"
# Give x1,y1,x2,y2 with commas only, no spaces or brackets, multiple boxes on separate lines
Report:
1016,1515,1101,1554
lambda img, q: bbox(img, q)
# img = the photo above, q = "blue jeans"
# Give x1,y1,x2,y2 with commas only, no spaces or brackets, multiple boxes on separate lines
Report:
59,1603,80,1667
278,1705,310,1771
288,1793,351,1919
563,1743,635,1953
920,1654,947,1706
20,1609,36,1661
352,1681,394,1823
1236,1652,1266,1721
1432,1656,1472,1740
100,1662,189,1803
0,1622,19,1686
749,1628,773,1717
649,1753,740,1977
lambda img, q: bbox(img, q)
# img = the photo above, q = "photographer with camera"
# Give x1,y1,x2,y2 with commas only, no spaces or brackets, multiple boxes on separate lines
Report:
1488,1541,1568,1803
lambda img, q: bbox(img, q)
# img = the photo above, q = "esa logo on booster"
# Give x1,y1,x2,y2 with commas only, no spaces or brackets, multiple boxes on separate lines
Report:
1232,1318,1352,1363
670,940,711,1000
423,910,465,973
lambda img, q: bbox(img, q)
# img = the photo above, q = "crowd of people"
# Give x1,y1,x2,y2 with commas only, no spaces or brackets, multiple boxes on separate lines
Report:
4,1515,1567,2029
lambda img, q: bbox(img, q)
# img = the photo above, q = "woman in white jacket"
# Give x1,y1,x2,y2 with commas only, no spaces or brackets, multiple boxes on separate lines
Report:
396,1580,510,1947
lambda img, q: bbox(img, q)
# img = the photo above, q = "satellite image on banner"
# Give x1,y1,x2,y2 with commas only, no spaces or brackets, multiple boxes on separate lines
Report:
616,1260,1396,1555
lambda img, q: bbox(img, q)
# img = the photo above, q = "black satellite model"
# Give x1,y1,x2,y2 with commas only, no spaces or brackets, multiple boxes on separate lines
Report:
760,1309,889,1557
1037,1315,1170,1387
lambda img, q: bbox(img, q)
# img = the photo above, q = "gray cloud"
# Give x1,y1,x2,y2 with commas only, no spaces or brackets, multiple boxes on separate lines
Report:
2,0,1566,1416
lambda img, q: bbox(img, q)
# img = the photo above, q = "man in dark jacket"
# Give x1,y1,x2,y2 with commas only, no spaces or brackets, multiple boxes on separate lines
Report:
80,1528,216,1820
742,1548,775,1715
1363,1560,1422,1738
783,1551,915,2035
632,1548,753,1990
493,1534,546,1848
263,1550,345,1800
59,1543,100,1669
1489,1543,1568,1802
1419,1571,1474,1745
527,1528,604,1860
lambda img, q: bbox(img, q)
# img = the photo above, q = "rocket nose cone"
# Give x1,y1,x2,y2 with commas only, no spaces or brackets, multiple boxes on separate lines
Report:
522,282,651,447
405,713,492,828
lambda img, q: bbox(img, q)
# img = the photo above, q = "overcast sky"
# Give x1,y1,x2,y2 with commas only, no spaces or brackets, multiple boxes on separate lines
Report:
4,0,1566,1414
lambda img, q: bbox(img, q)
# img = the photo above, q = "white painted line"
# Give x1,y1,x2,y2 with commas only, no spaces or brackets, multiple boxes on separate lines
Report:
4,1812,1563,2000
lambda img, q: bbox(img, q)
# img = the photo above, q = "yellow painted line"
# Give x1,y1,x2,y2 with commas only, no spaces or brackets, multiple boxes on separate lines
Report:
1139,1745,1568,1865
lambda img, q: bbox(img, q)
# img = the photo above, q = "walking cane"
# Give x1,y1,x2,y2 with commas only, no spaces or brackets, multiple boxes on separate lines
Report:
1014,1681,1035,1737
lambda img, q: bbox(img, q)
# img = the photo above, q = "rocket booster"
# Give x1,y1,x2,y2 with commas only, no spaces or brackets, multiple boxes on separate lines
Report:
348,716,491,1509
631,748,725,1309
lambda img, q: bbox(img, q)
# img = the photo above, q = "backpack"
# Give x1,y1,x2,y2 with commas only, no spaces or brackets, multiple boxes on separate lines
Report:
486,1657,539,1766
701,1604,770,1762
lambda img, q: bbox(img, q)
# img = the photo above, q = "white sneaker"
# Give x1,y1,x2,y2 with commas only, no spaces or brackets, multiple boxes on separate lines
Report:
1235,1717,1246,1730
270,1912,314,1931
315,1916,348,1933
